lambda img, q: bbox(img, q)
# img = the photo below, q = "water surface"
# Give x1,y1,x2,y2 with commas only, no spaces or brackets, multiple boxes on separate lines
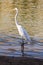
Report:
0,0,41,36
0,34,43,59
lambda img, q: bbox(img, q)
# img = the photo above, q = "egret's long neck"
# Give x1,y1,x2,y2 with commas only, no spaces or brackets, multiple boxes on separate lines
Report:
15,9,18,26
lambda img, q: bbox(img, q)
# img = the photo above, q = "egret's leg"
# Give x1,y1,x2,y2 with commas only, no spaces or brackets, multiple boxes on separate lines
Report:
21,38,24,56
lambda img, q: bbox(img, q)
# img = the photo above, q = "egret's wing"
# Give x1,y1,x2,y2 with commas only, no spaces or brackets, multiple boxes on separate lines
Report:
19,25,31,42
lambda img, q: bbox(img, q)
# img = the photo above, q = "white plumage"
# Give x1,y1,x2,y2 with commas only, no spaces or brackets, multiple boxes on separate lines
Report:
14,8,31,43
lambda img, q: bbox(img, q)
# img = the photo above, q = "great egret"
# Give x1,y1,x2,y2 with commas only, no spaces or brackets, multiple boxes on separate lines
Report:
13,8,32,56
14,8,31,43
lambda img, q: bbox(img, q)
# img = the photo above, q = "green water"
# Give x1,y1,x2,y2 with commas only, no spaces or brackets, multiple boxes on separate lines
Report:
0,0,39,36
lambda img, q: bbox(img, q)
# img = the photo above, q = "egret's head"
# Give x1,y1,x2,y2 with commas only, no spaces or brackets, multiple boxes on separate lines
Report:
14,8,18,10
13,8,18,14
13,8,18,11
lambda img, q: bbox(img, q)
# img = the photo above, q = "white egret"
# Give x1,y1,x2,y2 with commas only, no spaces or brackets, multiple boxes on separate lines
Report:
14,8,31,44
13,8,32,56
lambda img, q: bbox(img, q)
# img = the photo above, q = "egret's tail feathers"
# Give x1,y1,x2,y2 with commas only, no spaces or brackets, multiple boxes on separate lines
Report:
26,36,31,42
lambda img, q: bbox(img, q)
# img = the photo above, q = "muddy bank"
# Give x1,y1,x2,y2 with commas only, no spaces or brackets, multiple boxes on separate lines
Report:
0,56,43,65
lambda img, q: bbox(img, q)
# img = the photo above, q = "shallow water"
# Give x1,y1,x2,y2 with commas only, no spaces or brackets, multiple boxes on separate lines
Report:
0,34,43,59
